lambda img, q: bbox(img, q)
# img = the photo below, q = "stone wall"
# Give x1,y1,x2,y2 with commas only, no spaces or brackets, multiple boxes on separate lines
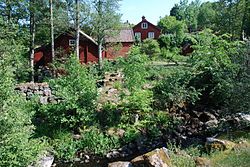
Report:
15,82,55,104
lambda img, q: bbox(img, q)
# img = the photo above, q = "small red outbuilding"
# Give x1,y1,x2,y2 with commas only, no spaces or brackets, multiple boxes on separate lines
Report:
34,30,99,66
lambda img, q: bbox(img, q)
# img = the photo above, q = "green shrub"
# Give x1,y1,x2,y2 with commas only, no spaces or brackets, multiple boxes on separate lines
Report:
140,39,161,59
122,125,141,143
122,46,149,90
122,89,153,112
40,56,97,129
0,52,45,166
154,68,200,110
51,131,77,161
188,30,240,107
78,127,120,155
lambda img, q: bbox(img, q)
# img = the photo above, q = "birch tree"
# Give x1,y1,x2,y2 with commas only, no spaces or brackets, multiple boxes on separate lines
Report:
90,0,121,69
75,0,80,59
50,0,55,61
30,0,35,82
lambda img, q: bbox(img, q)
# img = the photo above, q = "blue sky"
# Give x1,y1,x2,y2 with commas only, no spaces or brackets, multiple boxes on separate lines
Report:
119,0,216,25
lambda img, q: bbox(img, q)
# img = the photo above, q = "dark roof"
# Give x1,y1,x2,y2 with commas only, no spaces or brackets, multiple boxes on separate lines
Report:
105,29,135,43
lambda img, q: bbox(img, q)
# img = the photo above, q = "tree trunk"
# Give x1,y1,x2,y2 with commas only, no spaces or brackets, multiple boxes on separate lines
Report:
30,0,35,82
50,0,55,61
98,39,103,69
75,0,80,60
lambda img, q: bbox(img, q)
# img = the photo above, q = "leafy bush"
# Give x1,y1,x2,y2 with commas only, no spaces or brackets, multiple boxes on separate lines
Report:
51,131,77,161
0,51,45,166
122,89,153,112
154,68,200,110
78,127,120,155
40,56,97,130
122,46,149,90
188,30,240,107
140,39,161,59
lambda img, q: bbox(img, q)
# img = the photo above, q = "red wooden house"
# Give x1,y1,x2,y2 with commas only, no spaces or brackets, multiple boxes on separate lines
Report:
133,16,161,41
34,30,99,66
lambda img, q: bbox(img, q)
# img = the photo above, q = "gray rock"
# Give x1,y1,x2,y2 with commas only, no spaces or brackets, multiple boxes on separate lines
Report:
205,119,219,129
29,155,54,167
108,161,132,167
40,96,48,104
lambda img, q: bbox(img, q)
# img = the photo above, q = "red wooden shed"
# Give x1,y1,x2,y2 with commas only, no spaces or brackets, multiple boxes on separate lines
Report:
34,30,99,66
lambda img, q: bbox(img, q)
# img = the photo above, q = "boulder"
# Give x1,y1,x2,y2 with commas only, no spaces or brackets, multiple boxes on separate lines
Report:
194,157,211,167
131,147,171,167
131,155,145,165
108,161,133,167
205,119,218,129
29,155,54,167
107,128,125,138
205,137,236,152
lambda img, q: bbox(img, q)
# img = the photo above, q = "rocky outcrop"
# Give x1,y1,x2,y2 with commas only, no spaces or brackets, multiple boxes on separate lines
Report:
109,147,171,167
15,82,56,104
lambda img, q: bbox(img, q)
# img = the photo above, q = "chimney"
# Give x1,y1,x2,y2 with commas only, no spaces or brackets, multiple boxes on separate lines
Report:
142,16,146,21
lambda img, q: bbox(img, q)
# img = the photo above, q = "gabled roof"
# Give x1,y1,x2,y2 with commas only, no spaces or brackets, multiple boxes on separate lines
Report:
133,16,161,31
79,30,98,45
66,28,98,45
105,28,135,43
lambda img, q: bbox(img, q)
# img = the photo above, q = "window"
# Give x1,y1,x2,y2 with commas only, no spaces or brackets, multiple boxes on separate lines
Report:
141,22,148,29
135,32,141,41
148,32,155,39
69,39,76,46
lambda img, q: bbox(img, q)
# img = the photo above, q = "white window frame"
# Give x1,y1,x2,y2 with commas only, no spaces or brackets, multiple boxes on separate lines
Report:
135,32,141,41
69,39,76,46
148,32,155,39
141,22,148,29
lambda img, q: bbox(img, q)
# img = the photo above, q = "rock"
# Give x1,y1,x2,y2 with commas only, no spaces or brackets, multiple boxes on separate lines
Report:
205,119,219,129
131,155,145,165
194,157,211,167
29,155,54,167
40,96,48,104
237,113,250,125
106,150,121,159
205,137,236,152
72,134,81,140
131,147,171,167
107,128,125,138
108,161,133,167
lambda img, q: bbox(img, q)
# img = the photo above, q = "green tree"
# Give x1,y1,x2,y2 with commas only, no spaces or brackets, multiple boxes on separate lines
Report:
241,0,250,37
89,0,121,69
215,0,246,39
197,2,216,30
158,16,187,47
